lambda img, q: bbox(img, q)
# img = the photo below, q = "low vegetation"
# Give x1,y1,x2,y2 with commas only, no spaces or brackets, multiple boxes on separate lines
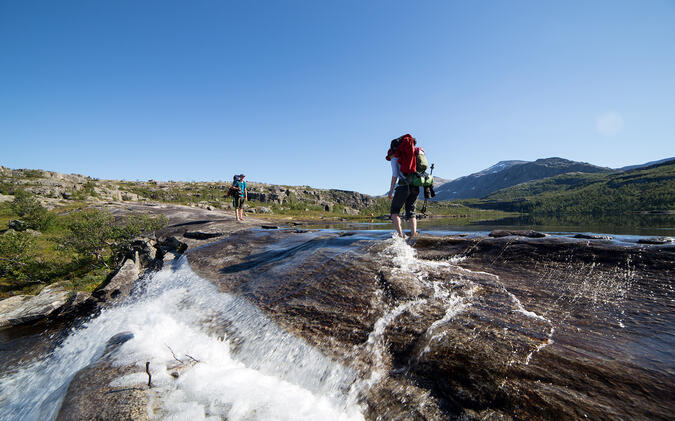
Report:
10,190,53,230
466,161,675,215
0,193,166,298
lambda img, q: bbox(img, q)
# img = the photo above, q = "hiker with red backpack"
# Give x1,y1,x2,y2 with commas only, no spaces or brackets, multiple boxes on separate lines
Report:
386,134,436,238
386,134,420,238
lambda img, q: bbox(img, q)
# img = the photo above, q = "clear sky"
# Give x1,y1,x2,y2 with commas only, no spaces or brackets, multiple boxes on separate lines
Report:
1,0,673,195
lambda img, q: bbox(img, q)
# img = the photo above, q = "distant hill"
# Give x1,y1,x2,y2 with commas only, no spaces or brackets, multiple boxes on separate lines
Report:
617,157,675,172
0,166,377,214
472,159,675,214
433,158,609,200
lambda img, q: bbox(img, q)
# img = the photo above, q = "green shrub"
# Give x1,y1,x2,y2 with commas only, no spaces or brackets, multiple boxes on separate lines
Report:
10,190,52,230
59,209,167,268
20,169,43,179
0,231,36,281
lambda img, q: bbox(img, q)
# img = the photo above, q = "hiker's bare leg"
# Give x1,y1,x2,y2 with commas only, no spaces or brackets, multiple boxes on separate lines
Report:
409,217,417,237
391,214,405,238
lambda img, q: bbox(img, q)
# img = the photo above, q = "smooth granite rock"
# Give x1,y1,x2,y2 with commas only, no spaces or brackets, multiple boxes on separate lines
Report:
56,332,150,421
0,283,75,328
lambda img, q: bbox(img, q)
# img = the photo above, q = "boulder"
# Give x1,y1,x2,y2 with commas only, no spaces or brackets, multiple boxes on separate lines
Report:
128,238,157,267
489,230,547,238
0,283,75,328
58,292,97,319
8,219,26,231
158,236,188,254
343,207,360,215
93,257,140,303
56,332,150,421
637,236,673,245
573,233,613,240
0,295,33,316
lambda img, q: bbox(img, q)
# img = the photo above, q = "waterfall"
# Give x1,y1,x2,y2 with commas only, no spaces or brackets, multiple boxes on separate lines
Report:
0,257,364,421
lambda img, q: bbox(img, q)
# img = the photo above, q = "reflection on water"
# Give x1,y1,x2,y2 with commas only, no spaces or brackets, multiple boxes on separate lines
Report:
302,213,675,237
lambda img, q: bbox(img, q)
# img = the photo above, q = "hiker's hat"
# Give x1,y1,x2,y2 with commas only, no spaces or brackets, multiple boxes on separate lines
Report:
239,173,245,178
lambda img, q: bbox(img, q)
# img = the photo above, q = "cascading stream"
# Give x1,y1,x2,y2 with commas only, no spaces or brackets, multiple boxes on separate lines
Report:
2,230,667,420
351,236,481,387
0,257,365,421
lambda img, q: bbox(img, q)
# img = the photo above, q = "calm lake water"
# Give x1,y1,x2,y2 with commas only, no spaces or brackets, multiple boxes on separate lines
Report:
304,214,675,237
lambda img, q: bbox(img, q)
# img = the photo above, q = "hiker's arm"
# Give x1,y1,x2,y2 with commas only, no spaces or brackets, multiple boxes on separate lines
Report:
244,187,247,200
388,176,396,200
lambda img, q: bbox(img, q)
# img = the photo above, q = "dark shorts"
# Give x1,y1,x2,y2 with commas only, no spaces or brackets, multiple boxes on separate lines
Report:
390,184,419,219
233,196,245,209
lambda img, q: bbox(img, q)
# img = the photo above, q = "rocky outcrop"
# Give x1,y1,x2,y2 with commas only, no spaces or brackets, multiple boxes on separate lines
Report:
246,185,376,210
0,283,95,328
93,257,141,303
1,167,377,212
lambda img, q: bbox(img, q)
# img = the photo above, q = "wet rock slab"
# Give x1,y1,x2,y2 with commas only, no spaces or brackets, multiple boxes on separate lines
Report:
186,231,675,420
413,235,675,419
56,332,150,421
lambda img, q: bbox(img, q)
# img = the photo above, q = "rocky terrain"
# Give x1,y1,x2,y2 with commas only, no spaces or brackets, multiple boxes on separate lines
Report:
2,201,672,420
0,166,377,215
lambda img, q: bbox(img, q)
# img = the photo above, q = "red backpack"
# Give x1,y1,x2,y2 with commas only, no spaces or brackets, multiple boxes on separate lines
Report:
394,134,416,175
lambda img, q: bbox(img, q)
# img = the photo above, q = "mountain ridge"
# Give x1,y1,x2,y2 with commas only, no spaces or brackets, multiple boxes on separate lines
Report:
433,157,610,200
473,159,675,214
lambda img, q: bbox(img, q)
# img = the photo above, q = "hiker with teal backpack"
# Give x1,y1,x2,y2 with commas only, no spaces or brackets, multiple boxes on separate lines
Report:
386,134,435,238
229,174,247,222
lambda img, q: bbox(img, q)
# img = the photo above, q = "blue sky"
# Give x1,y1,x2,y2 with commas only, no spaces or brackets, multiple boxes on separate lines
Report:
1,0,673,195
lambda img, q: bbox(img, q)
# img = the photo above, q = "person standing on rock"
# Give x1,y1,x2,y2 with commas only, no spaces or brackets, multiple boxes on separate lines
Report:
233,174,247,222
386,134,419,238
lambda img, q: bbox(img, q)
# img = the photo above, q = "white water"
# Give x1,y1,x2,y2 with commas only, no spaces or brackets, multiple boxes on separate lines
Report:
356,236,481,376
0,258,364,421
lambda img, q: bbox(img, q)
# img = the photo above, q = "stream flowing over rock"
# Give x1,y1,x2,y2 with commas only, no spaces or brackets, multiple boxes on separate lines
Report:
0,223,673,420
185,230,674,420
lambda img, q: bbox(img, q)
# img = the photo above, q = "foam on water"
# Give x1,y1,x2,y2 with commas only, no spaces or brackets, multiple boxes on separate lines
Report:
353,236,481,376
0,258,364,421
